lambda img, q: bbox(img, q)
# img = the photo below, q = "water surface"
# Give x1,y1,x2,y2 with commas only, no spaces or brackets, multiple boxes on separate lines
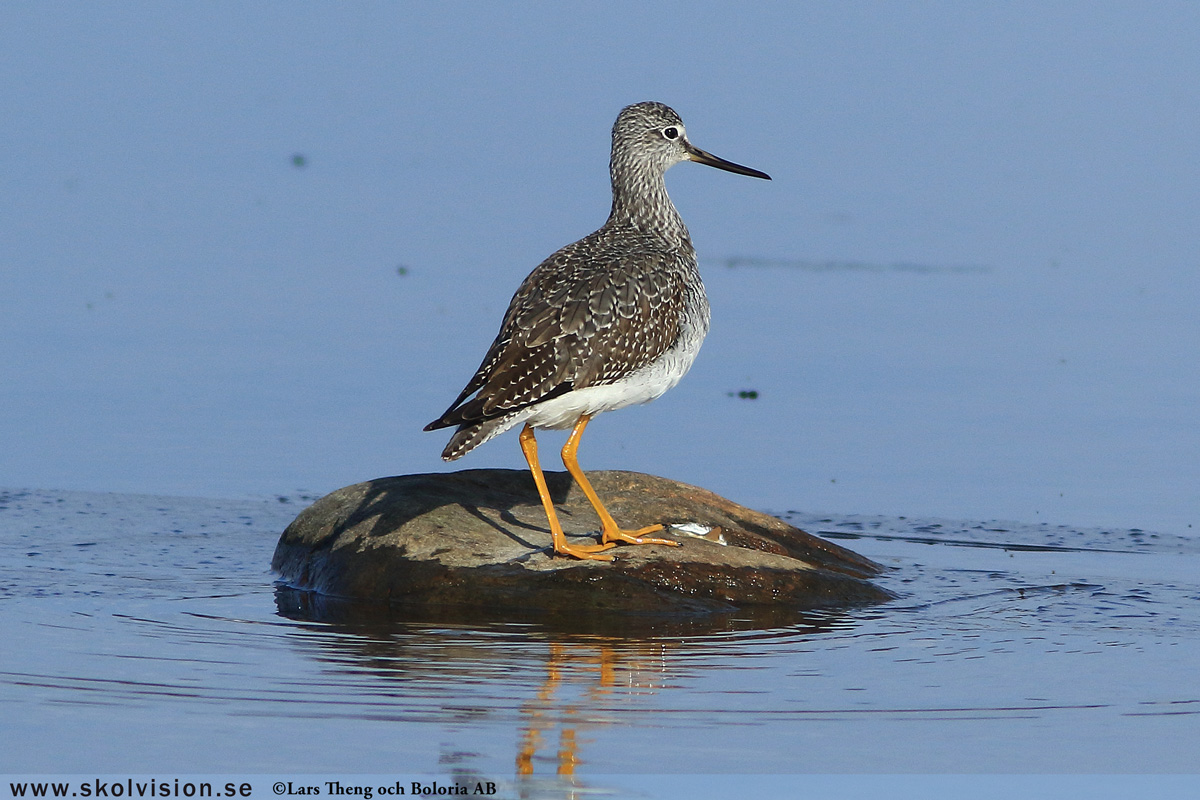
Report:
3,4,1198,535
3,5,1199,793
4,487,1197,784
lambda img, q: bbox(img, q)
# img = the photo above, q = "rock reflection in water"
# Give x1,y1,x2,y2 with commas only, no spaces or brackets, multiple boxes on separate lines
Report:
274,588,855,781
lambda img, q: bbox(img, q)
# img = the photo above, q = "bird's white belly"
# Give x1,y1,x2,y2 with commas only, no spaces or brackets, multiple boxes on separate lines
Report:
524,348,696,430
526,289,709,430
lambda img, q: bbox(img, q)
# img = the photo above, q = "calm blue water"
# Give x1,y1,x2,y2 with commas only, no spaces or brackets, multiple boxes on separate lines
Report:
2,487,1198,786
3,2,1197,534
3,3,1199,792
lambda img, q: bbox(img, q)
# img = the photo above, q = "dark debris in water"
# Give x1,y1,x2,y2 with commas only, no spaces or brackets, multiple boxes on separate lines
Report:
717,256,993,274
776,510,1199,556
820,530,1140,555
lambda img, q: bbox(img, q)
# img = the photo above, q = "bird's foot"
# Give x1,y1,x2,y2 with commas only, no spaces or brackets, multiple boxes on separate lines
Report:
554,539,617,561
601,523,680,548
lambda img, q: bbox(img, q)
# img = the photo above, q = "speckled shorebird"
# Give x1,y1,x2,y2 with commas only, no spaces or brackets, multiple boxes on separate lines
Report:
425,101,770,560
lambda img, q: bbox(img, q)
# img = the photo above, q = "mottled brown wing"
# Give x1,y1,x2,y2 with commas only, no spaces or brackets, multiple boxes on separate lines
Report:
425,237,683,430
567,252,683,387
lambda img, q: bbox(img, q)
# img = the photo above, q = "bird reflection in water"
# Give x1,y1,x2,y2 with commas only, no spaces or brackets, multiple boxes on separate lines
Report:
515,639,667,778
274,588,851,784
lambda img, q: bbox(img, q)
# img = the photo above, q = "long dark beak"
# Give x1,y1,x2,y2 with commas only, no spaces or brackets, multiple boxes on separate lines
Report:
684,142,771,180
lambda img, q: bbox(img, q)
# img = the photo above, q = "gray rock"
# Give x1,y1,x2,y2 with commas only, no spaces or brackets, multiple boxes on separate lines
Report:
272,469,893,615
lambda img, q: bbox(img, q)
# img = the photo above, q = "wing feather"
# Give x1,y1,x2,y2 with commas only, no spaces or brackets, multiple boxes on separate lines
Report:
424,228,687,432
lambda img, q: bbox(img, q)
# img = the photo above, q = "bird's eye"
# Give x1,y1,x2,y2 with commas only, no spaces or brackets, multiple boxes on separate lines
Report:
662,126,679,140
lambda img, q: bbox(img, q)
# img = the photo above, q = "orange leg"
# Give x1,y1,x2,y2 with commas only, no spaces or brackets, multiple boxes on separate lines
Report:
562,414,679,548
519,424,615,561
557,727,579,776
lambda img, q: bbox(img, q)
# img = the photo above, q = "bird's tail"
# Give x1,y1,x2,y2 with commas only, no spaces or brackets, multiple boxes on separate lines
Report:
440,417,518,461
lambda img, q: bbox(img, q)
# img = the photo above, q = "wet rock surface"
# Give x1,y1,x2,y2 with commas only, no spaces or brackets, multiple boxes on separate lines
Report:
271,469,894,614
